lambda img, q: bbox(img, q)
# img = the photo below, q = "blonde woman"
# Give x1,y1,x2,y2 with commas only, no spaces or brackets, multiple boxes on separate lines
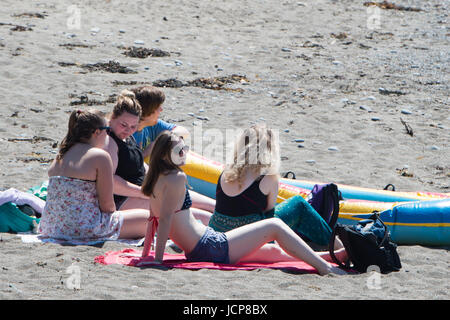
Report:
208,124,342,248
38,109,150,241
140,130,347,275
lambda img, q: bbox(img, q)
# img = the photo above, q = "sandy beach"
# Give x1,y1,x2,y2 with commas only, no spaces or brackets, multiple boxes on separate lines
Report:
0,0,449,301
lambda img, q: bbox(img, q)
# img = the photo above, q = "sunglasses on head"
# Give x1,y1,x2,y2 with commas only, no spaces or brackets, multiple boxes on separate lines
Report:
98,126,110,133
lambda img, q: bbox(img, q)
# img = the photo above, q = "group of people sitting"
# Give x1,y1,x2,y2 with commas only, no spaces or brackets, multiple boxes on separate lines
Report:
37,86,347,275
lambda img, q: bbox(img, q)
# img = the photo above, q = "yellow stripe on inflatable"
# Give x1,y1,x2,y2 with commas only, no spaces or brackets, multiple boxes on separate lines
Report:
338,213,450,228
181,152,223,185
339,201,397,214
181,151,398,214
284,178,448,202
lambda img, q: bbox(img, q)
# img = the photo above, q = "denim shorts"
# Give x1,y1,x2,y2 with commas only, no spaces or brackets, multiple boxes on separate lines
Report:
185,227,230,264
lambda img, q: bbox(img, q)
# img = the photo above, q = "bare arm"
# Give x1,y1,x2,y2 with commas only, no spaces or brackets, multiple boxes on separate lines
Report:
112,175,149,199
95,150,116,213
189,190,216,212
105,135,148,199
260,174,280,212
154,174,186,262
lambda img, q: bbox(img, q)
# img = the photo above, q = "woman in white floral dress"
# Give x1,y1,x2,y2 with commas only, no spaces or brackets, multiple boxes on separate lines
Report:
38,109,150,241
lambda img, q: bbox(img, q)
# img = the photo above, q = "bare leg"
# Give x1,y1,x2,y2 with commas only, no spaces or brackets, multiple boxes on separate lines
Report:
191,208,212,225
189,190,216,212
241,242,348,264
334,237,345,250
118,209,150,239
226,218,346,275
119,197,149,210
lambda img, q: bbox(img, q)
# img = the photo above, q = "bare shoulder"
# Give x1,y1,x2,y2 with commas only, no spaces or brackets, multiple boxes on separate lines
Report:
262,173,279,184
86,147,112,165
87,147,111,158
165,170,187,186
103,135,118,156
260,173,280,194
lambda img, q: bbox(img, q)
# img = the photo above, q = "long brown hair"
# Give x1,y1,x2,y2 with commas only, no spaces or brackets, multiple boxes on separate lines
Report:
57,109,105,160
141,130,182,197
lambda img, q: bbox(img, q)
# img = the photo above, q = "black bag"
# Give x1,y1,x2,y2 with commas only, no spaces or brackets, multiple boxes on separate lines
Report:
328,212,402,274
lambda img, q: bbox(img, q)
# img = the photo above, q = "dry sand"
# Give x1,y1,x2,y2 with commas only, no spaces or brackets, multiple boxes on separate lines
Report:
0,0,449,301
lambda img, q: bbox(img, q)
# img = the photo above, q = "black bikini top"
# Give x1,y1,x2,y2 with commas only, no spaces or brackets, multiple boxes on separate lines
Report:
176,188,192,212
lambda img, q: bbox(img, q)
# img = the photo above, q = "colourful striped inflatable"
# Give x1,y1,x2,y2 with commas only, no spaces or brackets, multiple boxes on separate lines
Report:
181,151,450,246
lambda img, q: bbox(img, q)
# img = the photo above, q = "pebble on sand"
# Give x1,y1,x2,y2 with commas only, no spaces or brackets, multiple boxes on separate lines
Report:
401,109,413,115
360,105,372,112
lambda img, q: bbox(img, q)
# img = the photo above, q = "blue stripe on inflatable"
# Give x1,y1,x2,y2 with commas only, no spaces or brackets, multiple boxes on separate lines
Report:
284,179,421,202
187,175,217,199
391,199,450,224
339,199,450,245
387,199,450,245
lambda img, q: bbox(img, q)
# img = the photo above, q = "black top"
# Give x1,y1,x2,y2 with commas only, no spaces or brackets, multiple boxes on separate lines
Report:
108,130,145,186
215,173,268,217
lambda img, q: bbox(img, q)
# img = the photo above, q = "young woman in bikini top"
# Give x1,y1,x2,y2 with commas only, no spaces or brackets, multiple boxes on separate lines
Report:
140,130,347,275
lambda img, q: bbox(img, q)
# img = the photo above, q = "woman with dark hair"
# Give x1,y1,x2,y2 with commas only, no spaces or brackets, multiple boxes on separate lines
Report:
38,109,149,241
140,130,347,275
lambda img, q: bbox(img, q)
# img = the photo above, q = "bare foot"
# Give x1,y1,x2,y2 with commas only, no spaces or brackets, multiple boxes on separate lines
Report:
318,263,348,276
328,265,348,275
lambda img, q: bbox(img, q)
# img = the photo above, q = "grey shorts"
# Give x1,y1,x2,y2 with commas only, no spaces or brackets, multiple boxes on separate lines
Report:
185,227,230,264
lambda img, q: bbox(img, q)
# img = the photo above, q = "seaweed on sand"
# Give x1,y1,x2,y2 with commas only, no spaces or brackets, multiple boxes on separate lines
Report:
58,60,137,74
152,75,249,92
363,1,422,12
121,46,170,58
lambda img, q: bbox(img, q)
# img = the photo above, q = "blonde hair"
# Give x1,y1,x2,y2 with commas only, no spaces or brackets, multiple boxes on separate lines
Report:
223,124,280,186
111,89,142,119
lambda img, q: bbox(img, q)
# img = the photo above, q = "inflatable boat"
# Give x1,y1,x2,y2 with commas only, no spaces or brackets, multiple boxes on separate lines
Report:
181,151,450,246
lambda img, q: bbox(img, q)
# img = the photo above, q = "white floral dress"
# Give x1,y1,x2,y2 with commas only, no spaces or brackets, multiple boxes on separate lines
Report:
38,176,123,241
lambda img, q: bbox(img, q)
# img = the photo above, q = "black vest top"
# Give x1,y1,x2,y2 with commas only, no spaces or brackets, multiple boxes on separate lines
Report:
108,130,145,186
215,173,268,217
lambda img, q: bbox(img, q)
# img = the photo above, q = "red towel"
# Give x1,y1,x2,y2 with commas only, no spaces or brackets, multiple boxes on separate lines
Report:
95,248,335,274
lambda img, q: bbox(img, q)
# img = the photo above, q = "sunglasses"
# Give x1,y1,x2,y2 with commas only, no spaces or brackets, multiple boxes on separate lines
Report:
98,126,110,133
174,144,190,157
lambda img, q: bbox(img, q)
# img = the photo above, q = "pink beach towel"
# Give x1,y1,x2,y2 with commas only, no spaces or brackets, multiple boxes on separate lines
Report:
95,248,336,274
